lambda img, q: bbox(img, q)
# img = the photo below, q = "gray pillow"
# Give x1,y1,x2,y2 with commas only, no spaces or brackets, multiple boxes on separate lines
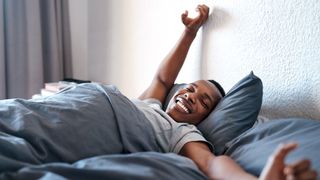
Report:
163,71,263,155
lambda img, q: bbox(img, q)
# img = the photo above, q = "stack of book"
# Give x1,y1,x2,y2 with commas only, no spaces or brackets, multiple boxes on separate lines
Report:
40,81,76,97
32,79,91,99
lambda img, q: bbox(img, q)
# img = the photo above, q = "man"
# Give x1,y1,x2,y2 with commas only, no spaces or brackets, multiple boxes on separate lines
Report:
0,4,315,180
138,4,317,180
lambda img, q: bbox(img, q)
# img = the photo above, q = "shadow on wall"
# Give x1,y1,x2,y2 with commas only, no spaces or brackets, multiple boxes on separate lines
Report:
206,7,232,31
199,7,232,78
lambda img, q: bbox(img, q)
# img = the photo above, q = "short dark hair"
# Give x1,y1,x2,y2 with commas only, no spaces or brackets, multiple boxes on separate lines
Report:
208,80,225,97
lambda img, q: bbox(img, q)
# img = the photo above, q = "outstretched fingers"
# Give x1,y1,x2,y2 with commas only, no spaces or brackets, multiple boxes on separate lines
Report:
181,4,209,34
272,143,298,162
259,143,298,180
197,4,209,22
284,159,318,180
285,159,311,174
181,10,188,19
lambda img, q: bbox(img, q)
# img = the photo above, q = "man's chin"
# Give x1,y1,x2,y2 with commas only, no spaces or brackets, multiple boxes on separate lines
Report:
167,109,180,121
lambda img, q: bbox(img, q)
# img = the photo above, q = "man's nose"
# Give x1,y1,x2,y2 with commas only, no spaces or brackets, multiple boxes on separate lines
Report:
184,93,195,104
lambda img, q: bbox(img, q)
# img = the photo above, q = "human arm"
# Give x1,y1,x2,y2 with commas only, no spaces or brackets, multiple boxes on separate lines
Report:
139,5,209,103
179,142,317,180
179,141,257,180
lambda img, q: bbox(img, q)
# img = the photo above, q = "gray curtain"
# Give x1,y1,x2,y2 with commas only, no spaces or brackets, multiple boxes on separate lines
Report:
0,0,72,99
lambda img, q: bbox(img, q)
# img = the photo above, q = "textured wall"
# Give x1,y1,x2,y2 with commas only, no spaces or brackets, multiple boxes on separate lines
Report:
69,0,320,120
204,0,320,120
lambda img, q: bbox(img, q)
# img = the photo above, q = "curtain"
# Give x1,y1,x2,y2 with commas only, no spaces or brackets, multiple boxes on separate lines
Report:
0,0,72,99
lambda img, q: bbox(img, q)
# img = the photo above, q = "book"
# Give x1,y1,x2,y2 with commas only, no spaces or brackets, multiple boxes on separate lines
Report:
44,82,73,92
40,89,56,97
40,79,90,98
31,94,42,99
62,78,91,84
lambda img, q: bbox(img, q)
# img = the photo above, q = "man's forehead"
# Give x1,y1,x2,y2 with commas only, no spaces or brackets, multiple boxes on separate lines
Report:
193,80,213,87
192,80,220,97
192,80,214,91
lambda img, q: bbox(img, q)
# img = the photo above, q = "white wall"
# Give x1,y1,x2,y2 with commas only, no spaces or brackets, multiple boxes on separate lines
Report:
69,0,213,97
69,0,320,120
204,0,320,120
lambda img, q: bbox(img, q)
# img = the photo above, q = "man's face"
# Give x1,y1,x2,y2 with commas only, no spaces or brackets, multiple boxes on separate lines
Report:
166,80,222,125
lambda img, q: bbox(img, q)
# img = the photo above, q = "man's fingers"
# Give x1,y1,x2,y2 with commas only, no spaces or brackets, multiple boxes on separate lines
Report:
181,10,188,18
297,170,317,180
200,4,209,13
182,4,209,30
285,160,317,180
273,143,298,161
181,10,190,25
195,5,209,25
285,160,310,174
198,5,209,17
196,6,204,19
287,159,311,174
286,169,317,180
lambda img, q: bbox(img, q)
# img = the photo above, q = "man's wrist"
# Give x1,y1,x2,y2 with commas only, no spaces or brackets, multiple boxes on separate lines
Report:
184,28,198,38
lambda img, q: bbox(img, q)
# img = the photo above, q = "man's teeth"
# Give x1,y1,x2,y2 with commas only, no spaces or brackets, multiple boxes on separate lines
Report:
177,101,190,113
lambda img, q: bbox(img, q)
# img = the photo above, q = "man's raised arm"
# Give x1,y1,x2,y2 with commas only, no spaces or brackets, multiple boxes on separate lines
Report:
139,5,209,104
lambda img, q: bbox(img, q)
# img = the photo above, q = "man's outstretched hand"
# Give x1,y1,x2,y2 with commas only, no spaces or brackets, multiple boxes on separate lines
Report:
259,143,317,180
181,4,209,34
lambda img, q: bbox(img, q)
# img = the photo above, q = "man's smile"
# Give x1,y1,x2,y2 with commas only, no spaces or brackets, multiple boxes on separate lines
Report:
175,97,192,114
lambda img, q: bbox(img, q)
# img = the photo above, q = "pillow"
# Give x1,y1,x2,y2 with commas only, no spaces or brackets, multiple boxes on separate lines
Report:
163,71,263,155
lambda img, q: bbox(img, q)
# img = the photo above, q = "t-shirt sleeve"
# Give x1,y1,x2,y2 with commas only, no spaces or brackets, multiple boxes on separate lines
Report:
142,98,163,109
170,124,214,154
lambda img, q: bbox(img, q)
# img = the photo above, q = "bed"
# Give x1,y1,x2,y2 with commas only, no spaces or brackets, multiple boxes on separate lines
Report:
0,72,319,179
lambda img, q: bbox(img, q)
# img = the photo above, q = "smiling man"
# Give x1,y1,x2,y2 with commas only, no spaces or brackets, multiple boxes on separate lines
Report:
135,4,316,180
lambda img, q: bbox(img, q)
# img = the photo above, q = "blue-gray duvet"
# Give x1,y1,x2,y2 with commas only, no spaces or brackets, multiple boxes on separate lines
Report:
0,83,206,180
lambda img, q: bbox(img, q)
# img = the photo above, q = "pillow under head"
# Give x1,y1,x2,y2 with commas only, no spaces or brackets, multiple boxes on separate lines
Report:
163,71,263,155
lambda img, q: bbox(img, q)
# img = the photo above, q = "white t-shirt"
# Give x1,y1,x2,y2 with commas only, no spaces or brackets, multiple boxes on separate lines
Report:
131,98,212,154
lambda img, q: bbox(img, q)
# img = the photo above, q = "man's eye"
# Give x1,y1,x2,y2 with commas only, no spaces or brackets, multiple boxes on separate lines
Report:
201,102,209,109
200,99,209,109
186,87,193,92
